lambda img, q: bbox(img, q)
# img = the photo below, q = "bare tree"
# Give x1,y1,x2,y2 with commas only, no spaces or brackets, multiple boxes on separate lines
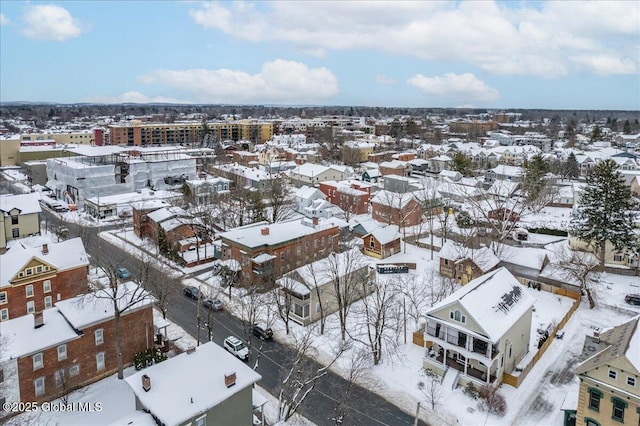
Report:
137,258,179,320
348,275,402,365
549,243,600,308
400,273,435,330
266,177,295,223
273,274,297,335
277,329,346,422
331,347,370,425
418,371,443,410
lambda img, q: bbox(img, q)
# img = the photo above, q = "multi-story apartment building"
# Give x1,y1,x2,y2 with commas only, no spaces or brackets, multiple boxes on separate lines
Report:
0,239,89,321
0,193,42,251
371,190,423,228
574,316,640,426
423,267,535,387
108,120,273,146
0,283,153,406
218,218,340,286
318,181,370,217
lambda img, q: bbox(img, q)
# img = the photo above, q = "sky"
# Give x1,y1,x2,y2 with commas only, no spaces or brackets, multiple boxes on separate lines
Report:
0,1,639,110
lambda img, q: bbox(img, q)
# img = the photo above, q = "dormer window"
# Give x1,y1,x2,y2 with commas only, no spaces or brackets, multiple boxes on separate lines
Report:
449,309,466,324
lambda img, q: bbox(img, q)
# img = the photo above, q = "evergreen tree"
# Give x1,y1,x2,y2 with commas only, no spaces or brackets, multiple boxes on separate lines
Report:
569,159,639,269
564,153,579,179
590,125,602,142
451,152,474,176
623,120,632,134
523,154,549,202
158,227,170,256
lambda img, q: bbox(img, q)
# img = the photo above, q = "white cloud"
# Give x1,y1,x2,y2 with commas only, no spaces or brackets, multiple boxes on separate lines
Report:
375,75,396,85
20,4,89,41
407,73,500,103
570,55,638,75
85,92,188,104
139,59,339,104
0,14,9,26
189,1,639,78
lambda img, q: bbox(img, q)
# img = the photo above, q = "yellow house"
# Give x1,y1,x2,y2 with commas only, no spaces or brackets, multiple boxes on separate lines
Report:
569,235,639,271
574,316,640,426
0,193,42,251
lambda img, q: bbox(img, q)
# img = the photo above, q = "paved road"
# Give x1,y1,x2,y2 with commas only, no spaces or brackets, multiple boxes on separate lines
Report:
30,199,425,426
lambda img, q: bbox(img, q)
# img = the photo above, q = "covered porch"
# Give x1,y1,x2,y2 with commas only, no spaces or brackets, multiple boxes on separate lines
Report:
425,343,498,385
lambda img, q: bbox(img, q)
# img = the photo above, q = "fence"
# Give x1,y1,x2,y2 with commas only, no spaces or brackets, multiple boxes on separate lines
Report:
502,292,581,388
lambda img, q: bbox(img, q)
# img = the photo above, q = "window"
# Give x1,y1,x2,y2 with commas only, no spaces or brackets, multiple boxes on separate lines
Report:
611,397,627,422
627,376,636,387
33,353,43,370
69,364,80,377
195,415,206,426
613,254,623,262
585,419,600,426
370,237,375,248
34,377,45,397
36,266,42,274
26,285,34,297
27,301,35,314
608,369,617,380
12,228,19,238
0,309,7,321
11,216,18,225
55,369,65,388
588,388,602,411
57,344,67,361
0,292,6,304
96,352,105,371
316,302,321,314
95,329,104,345
26,268,33,276
449,310,466,324
280,252,284,260
44,296,52,309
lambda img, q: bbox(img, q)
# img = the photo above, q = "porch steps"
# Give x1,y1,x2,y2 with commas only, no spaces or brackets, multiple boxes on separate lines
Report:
441,366,460,392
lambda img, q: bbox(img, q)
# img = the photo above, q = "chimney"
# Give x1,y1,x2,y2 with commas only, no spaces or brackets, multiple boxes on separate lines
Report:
312,216,319,226
186,346,196,354
42,244,49,255
224,372,236,388
142,374,151,392
261,227,270,236
34,312,44,328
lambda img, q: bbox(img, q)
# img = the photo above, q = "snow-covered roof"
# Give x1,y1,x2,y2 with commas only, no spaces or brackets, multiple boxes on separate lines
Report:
0,309,80,361
365,225,400,245
576,316,640,375
295,185,324,201
488,165,523,176
219,218,338,249
1,238,89,288
146,206,190,223
427,267,535,342
371,190,417,209
0,192,42,215
291,162,330,177
125,342,261,426
439,241,500,273
56,282,154,329
252,253,276,263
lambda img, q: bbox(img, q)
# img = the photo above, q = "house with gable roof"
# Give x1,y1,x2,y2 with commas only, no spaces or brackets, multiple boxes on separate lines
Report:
438,241,500,285
362,225,401,259
288,163,348,188
125,341,264,426
423,267,535,388
371,190,423,227
0,238,89,322
574,316,640,426
0,193,42,251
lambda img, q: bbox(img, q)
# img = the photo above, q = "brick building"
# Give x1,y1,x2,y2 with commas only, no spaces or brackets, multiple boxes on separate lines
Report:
218,218,340,286
0,239,89,322
371,190,423,228
318,181,370,217
1,283,154,405
378,160,411,177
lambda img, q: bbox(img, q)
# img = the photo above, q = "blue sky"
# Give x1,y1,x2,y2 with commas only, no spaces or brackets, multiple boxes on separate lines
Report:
1,1,638,110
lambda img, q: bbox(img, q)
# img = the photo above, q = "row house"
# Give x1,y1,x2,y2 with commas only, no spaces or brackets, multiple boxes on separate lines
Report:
438,241,500,285
0,283,154,406
423,268,535,388
0,193,42,252
318,181,370,216
371,190,423,228
573,316,640,426
218,218,341,286
277,248,375,325
0,239,89,322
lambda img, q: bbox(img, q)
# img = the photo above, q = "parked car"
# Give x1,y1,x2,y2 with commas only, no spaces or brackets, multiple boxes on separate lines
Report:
183,286,201,300
116,267,131,279
223,336,249,361
252,323,273,340
624,294,640,306
202,298,223,311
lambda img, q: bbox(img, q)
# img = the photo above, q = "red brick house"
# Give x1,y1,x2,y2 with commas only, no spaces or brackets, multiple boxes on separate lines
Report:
218,218,340,286
141,206,207,253
371,190,423,228
318,181,370,216
379,160,410,177
1,283,154,404
362,225,401,259
132,199,172,239
0,239,89,322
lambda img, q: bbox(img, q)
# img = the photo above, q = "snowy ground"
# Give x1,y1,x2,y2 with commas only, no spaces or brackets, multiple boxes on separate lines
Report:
91,226,640,425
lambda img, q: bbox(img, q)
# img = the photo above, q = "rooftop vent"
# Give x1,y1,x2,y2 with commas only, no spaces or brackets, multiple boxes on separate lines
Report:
142,374,151,392
224,372,236,388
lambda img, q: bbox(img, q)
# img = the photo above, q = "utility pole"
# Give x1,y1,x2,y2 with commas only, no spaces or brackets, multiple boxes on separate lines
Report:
413,401,421,426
